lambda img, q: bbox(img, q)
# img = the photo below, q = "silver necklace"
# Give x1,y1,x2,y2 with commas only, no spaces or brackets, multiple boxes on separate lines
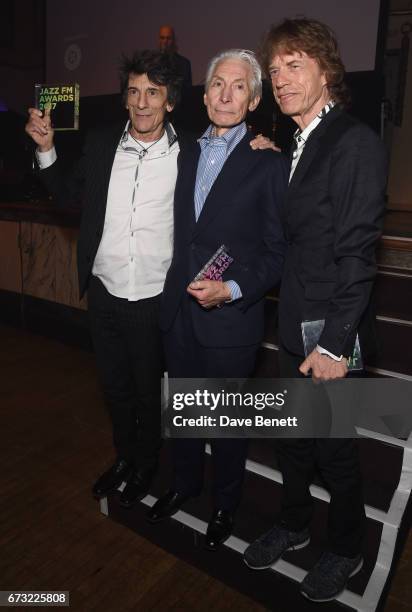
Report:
128,131,163,160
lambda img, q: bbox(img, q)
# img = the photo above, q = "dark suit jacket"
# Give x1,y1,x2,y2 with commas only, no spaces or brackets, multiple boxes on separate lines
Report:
278,106,388,359
160,130,288,347
38,122,189,299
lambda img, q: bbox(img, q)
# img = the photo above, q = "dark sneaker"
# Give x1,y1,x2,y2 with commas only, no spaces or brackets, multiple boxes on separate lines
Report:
244,524,310,569
300,552,363,602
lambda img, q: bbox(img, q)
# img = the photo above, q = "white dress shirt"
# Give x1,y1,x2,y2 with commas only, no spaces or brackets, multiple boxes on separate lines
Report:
37,121,179,301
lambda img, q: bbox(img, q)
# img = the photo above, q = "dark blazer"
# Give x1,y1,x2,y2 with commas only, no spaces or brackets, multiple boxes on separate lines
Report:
161,130,288,347
278,106,388,358
38,122,188,299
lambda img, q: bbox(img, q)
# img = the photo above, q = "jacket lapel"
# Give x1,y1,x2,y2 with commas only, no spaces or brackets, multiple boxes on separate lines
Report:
175,140,201,240
192,132,258,240
100,123,126,205
287,106,342,196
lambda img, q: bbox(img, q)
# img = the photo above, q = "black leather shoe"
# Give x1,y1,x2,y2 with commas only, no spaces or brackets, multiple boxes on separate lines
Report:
147,490,189,523
92,459,132,499
205,509,234,551
119,466,156,508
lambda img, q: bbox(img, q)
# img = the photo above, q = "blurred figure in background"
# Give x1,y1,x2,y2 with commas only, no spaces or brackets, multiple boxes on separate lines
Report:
158,25,192,89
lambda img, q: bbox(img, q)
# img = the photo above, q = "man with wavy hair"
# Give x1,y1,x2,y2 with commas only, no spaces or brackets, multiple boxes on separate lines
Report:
244,19,387,602
25,50,184,509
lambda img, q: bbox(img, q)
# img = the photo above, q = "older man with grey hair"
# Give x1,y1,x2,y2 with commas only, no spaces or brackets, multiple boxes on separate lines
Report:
148,49,287,550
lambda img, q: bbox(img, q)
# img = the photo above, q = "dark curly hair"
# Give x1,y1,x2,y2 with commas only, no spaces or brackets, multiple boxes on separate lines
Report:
260,18,350,108
119,49,183,108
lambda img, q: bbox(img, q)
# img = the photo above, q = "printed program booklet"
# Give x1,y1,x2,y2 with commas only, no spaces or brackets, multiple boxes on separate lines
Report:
34,83,79,131
301,319,363,370
192,244,234,282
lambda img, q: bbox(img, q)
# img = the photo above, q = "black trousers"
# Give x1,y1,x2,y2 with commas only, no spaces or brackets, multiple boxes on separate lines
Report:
164,296,259,511
88,276,163,470
275,345,366,557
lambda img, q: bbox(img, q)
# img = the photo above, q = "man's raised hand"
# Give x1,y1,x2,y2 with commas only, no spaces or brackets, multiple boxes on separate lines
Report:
25,107,54,152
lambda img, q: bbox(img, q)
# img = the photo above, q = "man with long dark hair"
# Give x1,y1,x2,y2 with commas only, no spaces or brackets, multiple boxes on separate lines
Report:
244,19,387,602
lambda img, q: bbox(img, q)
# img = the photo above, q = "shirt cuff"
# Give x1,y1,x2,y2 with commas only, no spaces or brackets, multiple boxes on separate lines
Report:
316,344,343,361
224,280,242,302
36,146,57,170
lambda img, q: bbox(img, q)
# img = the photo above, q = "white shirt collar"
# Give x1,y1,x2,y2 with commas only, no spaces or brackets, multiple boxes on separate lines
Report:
293,100,336,150
119,120,178,154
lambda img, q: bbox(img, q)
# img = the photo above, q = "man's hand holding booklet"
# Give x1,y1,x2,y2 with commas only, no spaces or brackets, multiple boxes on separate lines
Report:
301,319,363,371
187,245,234,309
192,244,234,282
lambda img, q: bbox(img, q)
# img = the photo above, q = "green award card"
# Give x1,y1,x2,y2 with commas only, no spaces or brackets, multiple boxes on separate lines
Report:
34,83,80,131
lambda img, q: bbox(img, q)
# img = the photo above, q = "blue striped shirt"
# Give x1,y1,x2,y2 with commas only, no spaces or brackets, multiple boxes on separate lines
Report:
194,122,247,219
194,122,246,301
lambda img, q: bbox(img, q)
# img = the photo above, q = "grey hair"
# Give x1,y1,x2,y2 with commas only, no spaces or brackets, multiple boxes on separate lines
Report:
205,49,262,99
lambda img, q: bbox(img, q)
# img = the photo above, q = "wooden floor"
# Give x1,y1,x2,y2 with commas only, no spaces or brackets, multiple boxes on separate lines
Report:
1,325,411,612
